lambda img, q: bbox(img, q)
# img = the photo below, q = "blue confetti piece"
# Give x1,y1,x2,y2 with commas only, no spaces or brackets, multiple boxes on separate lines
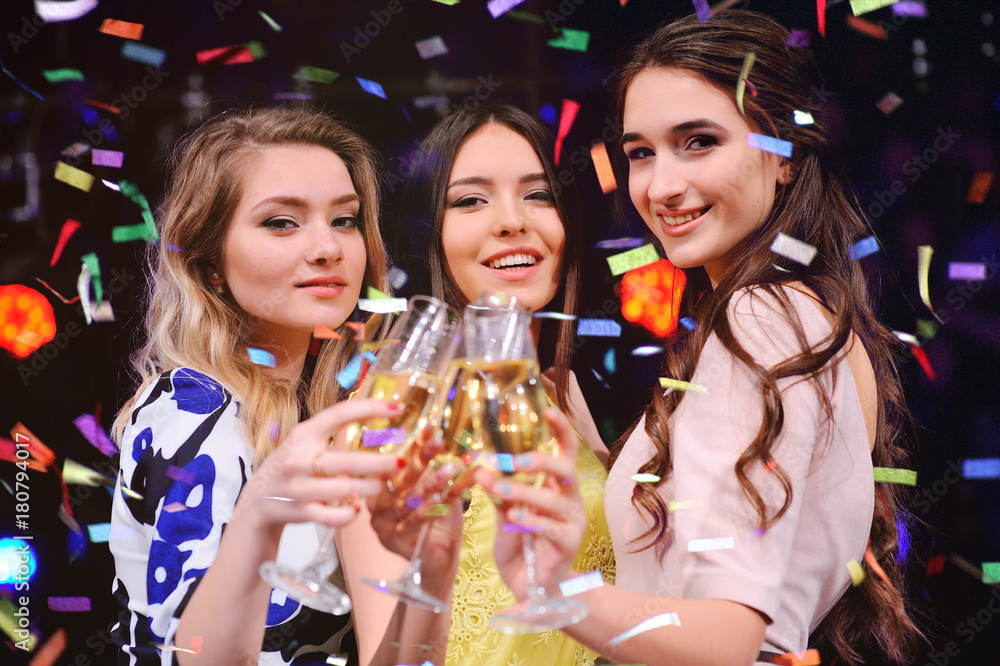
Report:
747,132,793,158
87,523,112,543
494,453,515,473
603,348,616,374
356,77,387,99
337,354,364,389
247,347,277,368
120,41,166,68
577,319,622,337
594,237,646,250
692,0,712,23
848,236,880,261
963,458,1000,479
679,317,697,331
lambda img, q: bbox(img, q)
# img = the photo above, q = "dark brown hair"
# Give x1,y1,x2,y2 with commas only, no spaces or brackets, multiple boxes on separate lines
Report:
398,103,583,410
608,10,922,664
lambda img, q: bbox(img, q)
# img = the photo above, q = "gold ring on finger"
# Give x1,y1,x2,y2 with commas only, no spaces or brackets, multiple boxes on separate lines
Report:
312,454,324,477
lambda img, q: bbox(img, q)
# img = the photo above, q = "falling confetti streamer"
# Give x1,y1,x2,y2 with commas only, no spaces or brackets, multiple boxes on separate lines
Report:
121,41,167,68
576,319,622,337
850,0,901,15
356,77,387,99
608,612,681,646
590,142,617,193
736,51,756,115
487,0,528,18
659,378,708,393
554,99,580,166
631,473,661,483
36,0,98,22
559,569,605,596
916,245,937,317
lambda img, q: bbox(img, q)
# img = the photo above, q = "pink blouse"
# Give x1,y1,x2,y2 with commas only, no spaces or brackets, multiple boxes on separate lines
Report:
606,286,874,657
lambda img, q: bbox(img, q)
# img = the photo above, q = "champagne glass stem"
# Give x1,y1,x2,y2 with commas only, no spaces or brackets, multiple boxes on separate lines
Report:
310,526,339,578
522,532,544,599
402,521,431,587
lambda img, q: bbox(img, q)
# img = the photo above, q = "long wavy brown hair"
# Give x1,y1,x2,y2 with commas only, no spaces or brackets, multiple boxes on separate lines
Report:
113,106,391,466
608,10,923,664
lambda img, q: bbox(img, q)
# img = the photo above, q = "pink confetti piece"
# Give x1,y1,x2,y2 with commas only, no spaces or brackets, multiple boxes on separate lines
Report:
92,149,124,168
487,0,528,19
48,596,91,612
876,92,904,115
163,501,188,513
502,522,545,532
166,465,195,485
948,262,986,281
361,427,406,447
72,413,118,457
553,99,581,166
197,45,253,65
692,0,712,23
415,35,448,59
786,29,812,47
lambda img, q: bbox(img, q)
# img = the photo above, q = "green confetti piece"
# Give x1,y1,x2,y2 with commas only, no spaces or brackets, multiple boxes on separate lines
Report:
425,503,450,516
294,65,340,84
258,10,282,31
43,68,84,83
983,562,1000,584
111,223,156,243
872,467,917,485
606,243,659,276
659,378,708,394
849,0,900,16
506,9,545,24
244,40,267,60
366,285,392,300
847,558,865,586
916,319,938,341
547,28,590,52
117,180,159,242
80,252,103,303
736,51,756,116
432,0,461,4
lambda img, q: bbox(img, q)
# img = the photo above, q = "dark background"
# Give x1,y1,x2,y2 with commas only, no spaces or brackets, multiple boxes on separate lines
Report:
0,1,998,664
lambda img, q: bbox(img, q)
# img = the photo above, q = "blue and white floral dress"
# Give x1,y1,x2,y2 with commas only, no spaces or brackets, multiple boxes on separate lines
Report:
110,368,356,665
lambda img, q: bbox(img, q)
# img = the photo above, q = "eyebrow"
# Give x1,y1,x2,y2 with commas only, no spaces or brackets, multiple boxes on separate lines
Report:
621,119,727,144
251,193,359,212
447,172,550,189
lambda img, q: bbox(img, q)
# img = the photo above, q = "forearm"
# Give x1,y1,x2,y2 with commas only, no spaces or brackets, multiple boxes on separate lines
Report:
559,583,766,666
175,515,280,665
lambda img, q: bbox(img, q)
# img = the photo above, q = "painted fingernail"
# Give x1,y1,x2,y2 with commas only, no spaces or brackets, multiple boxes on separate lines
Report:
498,481,513,495
396,456,407,469
511,508,524,521
514,454,532,469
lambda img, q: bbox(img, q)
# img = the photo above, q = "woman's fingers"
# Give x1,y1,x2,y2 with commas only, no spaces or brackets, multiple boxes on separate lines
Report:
492,480,578,521
299,398,402,442
311,449,402,478
511,408,579,482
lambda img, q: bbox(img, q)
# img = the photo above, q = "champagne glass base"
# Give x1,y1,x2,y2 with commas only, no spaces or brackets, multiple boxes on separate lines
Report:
259,561,352,616
489,596,588,634
361,575,450,613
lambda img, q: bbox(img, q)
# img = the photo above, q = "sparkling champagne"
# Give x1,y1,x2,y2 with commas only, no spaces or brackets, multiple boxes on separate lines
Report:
347,370,439,454
435,358,553,483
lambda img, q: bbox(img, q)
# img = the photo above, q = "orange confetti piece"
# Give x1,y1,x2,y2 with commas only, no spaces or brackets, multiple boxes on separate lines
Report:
846,15,888,39
773,649,821,666
99,18,144,40
83,98,123,115
864,547,890,584
313,324,341,339
33,278,81,304
344,322,366,341
28,627,67,666
966,171,994,204
590,142,617,194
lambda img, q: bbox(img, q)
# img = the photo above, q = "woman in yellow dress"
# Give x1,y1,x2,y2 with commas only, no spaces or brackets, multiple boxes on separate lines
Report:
392,102,616,665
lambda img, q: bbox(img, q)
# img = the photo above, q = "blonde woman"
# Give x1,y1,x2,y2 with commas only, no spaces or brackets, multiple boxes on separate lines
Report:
109,107,441,665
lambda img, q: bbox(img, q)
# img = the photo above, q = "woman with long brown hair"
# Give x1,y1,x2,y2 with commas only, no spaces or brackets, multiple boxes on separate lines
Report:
482,10,923,665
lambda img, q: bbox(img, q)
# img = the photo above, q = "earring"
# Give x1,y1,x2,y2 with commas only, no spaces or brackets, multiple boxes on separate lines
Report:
211,272,219,280
215,284,225,295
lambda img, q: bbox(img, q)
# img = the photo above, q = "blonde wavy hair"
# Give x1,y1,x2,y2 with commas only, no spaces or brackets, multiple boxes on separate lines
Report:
113,106,391,466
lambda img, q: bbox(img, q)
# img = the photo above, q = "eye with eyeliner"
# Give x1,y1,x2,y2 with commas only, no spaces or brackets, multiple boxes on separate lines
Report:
262,217,296,231
525,189,555,204
331,214,359,229
450,194,486,209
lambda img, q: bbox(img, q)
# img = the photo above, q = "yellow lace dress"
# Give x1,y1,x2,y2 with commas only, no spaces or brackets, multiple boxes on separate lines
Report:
446,430,616,666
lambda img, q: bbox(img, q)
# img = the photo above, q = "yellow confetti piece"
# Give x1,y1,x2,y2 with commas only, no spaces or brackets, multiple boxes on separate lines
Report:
590,142,617,193
873,467,917,485
631,473,661,483
659,377,708,393
668,499,698,511
917,245,937,318
63,458,112,486
54,161,95,192
846,558,865,586
736,51,756,116
606,243,659,276
849,0,900,16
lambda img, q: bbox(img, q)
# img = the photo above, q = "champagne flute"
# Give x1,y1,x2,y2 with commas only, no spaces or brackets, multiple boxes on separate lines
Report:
259,296,460,615
348,295,461,612
435,296,588,633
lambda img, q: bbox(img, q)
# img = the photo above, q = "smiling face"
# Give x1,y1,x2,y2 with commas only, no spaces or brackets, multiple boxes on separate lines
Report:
218,144,367,352
440,123,565,311
622,67,789,285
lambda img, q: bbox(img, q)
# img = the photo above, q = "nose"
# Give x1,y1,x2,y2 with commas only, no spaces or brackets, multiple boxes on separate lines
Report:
491,194,527,238
646,155,688,205
306,221,345,266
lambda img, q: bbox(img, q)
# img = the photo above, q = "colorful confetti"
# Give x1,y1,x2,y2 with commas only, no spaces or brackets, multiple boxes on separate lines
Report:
594,237,645,250
692,0,712,24
99,19,144,40
313,324,341,339
847,558,866,586
679,317,697,330
876,91,904,115
547,28,590,52
771,232,817,266
356,77,387,99
747,132,794,158
73,413,118,457
259,10,283,31
358,297,408,313
247,347,277,368
361,427,406,448
54,161,95,192
36,0,98,22
49,219,81,266
892,1,927,17
736,51,756,116
166,465,195,485
554,99,581,166
917,245,935,315
92,149,124,168
294,66,340,84
850,0,901,16
197,44,256,66
669,499,698,511
793,110,815,125
337,353,365,390
848,236,880,260
688,536,735,552
948,262,986,281
632,345,665,356
966,171,994,204
532,312,576,320
631,473,661,483
983,562,1000,584
48,596,91,612
607,243,659,276
962,458,1000,479
558,569,605,596
42,68,85,83
590,142,617,193
487,0,528,19
608,612,681,646
121,41,167,68
772,649,822,666
846,15,889,39
415,35,449,59
872,467,917,485
786,29,812,48
659,378,708,393
576,318,622,337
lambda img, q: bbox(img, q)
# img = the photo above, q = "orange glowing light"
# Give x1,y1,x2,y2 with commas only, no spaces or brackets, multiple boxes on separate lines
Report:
621,258,686,338
0,285,56,358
